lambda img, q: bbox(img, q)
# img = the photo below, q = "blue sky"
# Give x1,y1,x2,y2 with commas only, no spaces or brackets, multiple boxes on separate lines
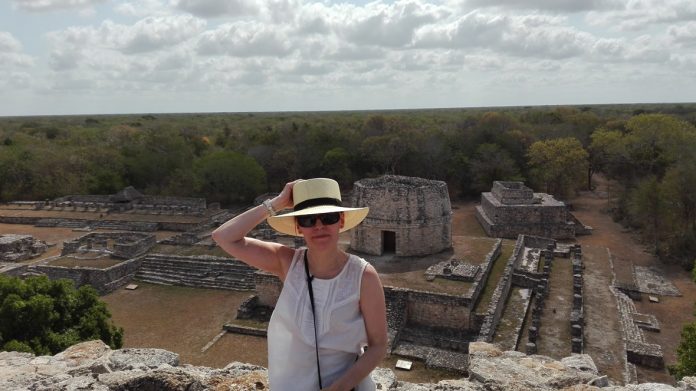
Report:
1,0,695,116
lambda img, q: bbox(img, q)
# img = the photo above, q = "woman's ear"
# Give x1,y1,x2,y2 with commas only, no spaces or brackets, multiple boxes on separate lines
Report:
340,212,345,229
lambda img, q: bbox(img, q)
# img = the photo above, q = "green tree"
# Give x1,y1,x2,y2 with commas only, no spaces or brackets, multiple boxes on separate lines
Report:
628,176,665,256
121,127,195,193
0,276,123,355
194,151,266,205
321,147,353,187
527,137,588,198
588,128,625,189
669,323,696,380
469,144,522,192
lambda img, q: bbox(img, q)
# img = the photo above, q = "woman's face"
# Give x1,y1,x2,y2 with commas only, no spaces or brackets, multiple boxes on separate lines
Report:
296,212,345,249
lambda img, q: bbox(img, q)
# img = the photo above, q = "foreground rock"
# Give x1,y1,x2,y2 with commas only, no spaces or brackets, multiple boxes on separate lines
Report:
1,340,695,390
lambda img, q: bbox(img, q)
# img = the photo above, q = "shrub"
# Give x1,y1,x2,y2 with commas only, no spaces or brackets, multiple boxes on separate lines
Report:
0,275,123,355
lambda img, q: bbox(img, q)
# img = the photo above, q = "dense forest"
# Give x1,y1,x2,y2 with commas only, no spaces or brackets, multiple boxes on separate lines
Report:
1,103,695,265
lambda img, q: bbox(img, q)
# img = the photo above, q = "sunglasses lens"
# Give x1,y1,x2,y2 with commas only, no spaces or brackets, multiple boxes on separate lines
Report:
320,212,340,225
296,215,316,227
296,212,340,228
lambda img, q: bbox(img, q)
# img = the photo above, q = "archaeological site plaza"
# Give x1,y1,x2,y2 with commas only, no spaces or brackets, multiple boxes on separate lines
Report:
0,177,682,386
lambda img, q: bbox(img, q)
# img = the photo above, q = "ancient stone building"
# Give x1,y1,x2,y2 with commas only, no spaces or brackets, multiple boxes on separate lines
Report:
350,175,452,256
475,181,591,239
0,234,47,262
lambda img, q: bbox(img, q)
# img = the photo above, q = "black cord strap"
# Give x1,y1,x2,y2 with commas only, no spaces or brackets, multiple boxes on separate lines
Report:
304,250,323,390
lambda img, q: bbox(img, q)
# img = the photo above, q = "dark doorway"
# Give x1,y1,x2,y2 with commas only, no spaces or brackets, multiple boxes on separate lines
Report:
382,231,396,254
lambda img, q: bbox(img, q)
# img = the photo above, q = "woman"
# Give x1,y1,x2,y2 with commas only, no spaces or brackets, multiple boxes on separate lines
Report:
212,178,387,391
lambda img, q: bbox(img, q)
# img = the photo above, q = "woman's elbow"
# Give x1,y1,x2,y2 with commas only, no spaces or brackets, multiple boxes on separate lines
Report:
211,229,222,244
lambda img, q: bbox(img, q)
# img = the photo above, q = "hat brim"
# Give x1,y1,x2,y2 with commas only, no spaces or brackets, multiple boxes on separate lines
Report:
267,205,369,237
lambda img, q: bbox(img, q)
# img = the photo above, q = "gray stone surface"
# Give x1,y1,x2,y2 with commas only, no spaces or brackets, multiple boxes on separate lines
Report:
1,340,693,390
634,266,681,296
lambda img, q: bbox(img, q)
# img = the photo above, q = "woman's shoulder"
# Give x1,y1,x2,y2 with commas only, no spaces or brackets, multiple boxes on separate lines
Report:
277,245,302,281
346,253,379,281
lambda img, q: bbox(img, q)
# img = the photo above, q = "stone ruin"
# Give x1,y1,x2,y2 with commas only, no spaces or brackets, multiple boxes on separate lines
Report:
61,232,156,259
0,234,48,262
475,181,592,239
350,175,452,256
425,259,480,282
34,186,208,215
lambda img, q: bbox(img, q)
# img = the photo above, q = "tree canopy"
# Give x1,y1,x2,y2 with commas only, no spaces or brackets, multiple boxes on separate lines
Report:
527,137,588,199
0,275,123,355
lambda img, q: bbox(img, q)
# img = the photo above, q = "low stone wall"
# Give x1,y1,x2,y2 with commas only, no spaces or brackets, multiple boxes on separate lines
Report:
113,235,157,259
0,216,42,225
466,239,502,308
568,212,593,235
141,196,206,209
406,291,471,329
19,257,142,295
158,221,202,232
477,236,525,342
612,284,665,369
254,270,282,307
384,287,409,351
222,324,267,337
570,245,584,354
524,245,554,355
626,340,665,369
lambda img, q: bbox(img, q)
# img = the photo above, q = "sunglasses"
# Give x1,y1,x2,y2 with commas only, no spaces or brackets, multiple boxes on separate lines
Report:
296,212,341,228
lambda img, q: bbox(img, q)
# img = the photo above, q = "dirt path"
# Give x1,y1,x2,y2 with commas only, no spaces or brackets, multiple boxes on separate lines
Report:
537,257,573,358
582,244,626,383
572,176,696,384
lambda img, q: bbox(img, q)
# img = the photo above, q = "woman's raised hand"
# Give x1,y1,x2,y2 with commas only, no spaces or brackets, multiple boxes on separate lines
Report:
272,179,302,212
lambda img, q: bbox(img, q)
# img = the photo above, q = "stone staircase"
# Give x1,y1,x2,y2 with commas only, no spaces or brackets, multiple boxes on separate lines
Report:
95,220,159,231
36,218,88,228
135,254,256,291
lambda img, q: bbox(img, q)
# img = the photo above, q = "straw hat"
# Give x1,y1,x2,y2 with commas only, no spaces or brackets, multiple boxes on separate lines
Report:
267,178,369,237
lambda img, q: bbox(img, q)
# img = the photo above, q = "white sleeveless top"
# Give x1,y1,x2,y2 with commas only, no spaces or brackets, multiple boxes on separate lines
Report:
267,248,376,391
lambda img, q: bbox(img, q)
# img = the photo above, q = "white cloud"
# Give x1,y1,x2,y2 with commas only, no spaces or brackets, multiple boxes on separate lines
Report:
0,32,23,52
0,32,34,68
173,0,259,18
196,22,293,57
47,15,206,58
119,15,207,53
587,0,696,31
500,15,593,59
465,0,623,12
413,12,592,59
335,0,445,47
12,0,105,12
668,21,696,47
414,12,507,49
115,0,171,18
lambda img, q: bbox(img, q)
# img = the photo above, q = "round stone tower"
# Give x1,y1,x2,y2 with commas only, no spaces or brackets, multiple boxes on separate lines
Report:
350,175,452,256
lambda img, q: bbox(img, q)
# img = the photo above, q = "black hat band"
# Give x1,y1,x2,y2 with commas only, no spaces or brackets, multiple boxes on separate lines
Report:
293,197,342,212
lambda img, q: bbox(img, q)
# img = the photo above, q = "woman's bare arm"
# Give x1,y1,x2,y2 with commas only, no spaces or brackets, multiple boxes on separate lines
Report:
211,180,299,280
